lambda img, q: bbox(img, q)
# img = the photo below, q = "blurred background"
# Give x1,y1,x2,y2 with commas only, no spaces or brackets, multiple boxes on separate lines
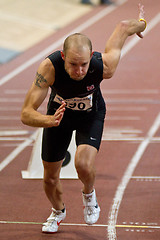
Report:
0,0,104,64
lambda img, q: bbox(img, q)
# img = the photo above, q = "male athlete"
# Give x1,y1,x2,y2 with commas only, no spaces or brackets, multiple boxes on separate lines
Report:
21,4,146,233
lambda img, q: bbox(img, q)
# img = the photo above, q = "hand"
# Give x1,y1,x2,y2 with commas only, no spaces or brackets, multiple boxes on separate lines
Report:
51,101,66,126
137,3,146,38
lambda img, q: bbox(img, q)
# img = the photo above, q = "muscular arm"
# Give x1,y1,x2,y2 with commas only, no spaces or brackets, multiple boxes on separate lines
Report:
102,4,146,79
21,58,66,128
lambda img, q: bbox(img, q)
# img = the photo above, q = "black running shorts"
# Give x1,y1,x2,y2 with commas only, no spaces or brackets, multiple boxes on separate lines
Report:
42,104,106,162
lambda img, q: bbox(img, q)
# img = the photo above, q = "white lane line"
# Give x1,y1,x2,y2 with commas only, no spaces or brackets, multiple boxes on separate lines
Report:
1,137,160,142
0,107,21,111
108,106,147,111
0,130,29,136
0,117,20,120
107,112,160,240
0,126,25,130
0,137,29,141
0,220,160,228
106,98,160,104
106,116,140,120
0,131,37,172
0,0,127,87
4,89,27,94
1,220,160,230
102,137,160,142
102,137,144,141
0,98,47,105
131,176,160,179
0,143,33,147
102,89,159,94
0,106,45,111
0,98,24,102
131,176,160,181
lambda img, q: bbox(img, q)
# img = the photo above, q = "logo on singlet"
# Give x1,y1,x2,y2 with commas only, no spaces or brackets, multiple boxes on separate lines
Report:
87,84,95,91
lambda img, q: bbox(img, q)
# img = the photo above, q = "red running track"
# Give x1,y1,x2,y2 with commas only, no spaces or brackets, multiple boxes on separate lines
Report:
0,0,160,239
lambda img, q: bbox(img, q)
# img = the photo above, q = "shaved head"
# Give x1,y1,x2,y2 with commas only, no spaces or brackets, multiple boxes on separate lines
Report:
63,33,92,56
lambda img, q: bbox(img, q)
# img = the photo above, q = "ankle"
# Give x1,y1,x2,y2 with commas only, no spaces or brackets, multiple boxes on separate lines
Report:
82,188,94,195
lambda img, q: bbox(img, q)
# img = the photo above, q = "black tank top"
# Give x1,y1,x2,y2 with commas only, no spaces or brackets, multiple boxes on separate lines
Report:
47,51,105,112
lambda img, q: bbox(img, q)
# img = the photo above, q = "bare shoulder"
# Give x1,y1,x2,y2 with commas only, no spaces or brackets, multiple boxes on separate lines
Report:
35,58,55,88
39,57,54,71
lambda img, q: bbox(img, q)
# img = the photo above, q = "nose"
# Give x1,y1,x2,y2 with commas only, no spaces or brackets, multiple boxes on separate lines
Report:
76,67,83,75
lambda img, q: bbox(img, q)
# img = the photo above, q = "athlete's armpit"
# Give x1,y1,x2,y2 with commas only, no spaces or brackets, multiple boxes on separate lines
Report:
35,72,47,88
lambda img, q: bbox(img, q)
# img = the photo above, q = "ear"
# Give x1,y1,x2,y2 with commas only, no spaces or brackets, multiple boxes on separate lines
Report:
61,51,65,61
90,51,94,59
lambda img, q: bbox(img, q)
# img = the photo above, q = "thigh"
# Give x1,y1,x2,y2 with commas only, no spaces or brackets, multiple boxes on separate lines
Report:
75,144,97,167
42,116,73,162
76,110,105,151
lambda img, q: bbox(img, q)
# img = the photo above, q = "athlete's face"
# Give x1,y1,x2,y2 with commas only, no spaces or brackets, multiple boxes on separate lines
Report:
61,47,92,81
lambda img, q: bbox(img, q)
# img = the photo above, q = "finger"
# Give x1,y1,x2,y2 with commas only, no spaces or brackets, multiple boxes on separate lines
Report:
54,112,64,125
54,102,66,116
55,105,66,119
136,32,143,38
52,101,66,126
58,101,66,110
54,109,65,119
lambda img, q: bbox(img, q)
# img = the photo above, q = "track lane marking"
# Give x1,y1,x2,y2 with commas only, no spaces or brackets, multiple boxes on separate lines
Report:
102,89,159,94
0,130,29,136
0,137,30,141
132,176,160,179
0,131,37,172
131,176,160,181
0,220,160,229
107,112,160,239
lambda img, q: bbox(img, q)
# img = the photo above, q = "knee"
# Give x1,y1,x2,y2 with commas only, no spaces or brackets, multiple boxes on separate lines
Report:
43,173,59,188
75,159,91,177
75,148,95,178
43,161,62,188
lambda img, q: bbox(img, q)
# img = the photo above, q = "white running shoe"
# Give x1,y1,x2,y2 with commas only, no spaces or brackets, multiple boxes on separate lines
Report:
42,207,66,233
82,189,100,225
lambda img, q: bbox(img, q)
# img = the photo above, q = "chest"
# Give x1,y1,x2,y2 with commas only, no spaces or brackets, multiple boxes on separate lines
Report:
52,69,101,98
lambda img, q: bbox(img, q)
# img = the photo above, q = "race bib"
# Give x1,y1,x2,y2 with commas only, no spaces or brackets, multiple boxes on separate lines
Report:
54,94,93,111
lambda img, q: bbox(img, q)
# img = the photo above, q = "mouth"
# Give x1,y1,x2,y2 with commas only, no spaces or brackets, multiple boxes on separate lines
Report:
72,73,86,81
72,76,84,81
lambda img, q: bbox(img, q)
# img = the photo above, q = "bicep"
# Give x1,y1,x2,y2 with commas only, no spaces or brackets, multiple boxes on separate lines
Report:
22,58,54,110
102,49,121,79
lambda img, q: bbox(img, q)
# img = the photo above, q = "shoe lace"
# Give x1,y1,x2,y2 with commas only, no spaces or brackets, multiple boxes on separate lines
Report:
85,205,98,215
84,195,92,202
47,210,61,223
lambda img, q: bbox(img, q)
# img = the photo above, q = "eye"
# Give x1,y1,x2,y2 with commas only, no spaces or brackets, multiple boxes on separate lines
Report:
70,63,76,66
82,63,88,67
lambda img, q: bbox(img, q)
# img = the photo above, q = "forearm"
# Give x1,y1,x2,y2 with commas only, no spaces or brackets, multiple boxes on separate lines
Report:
105,19,146,53
103,18,146,79
21,101,66,128
21,108,53,128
